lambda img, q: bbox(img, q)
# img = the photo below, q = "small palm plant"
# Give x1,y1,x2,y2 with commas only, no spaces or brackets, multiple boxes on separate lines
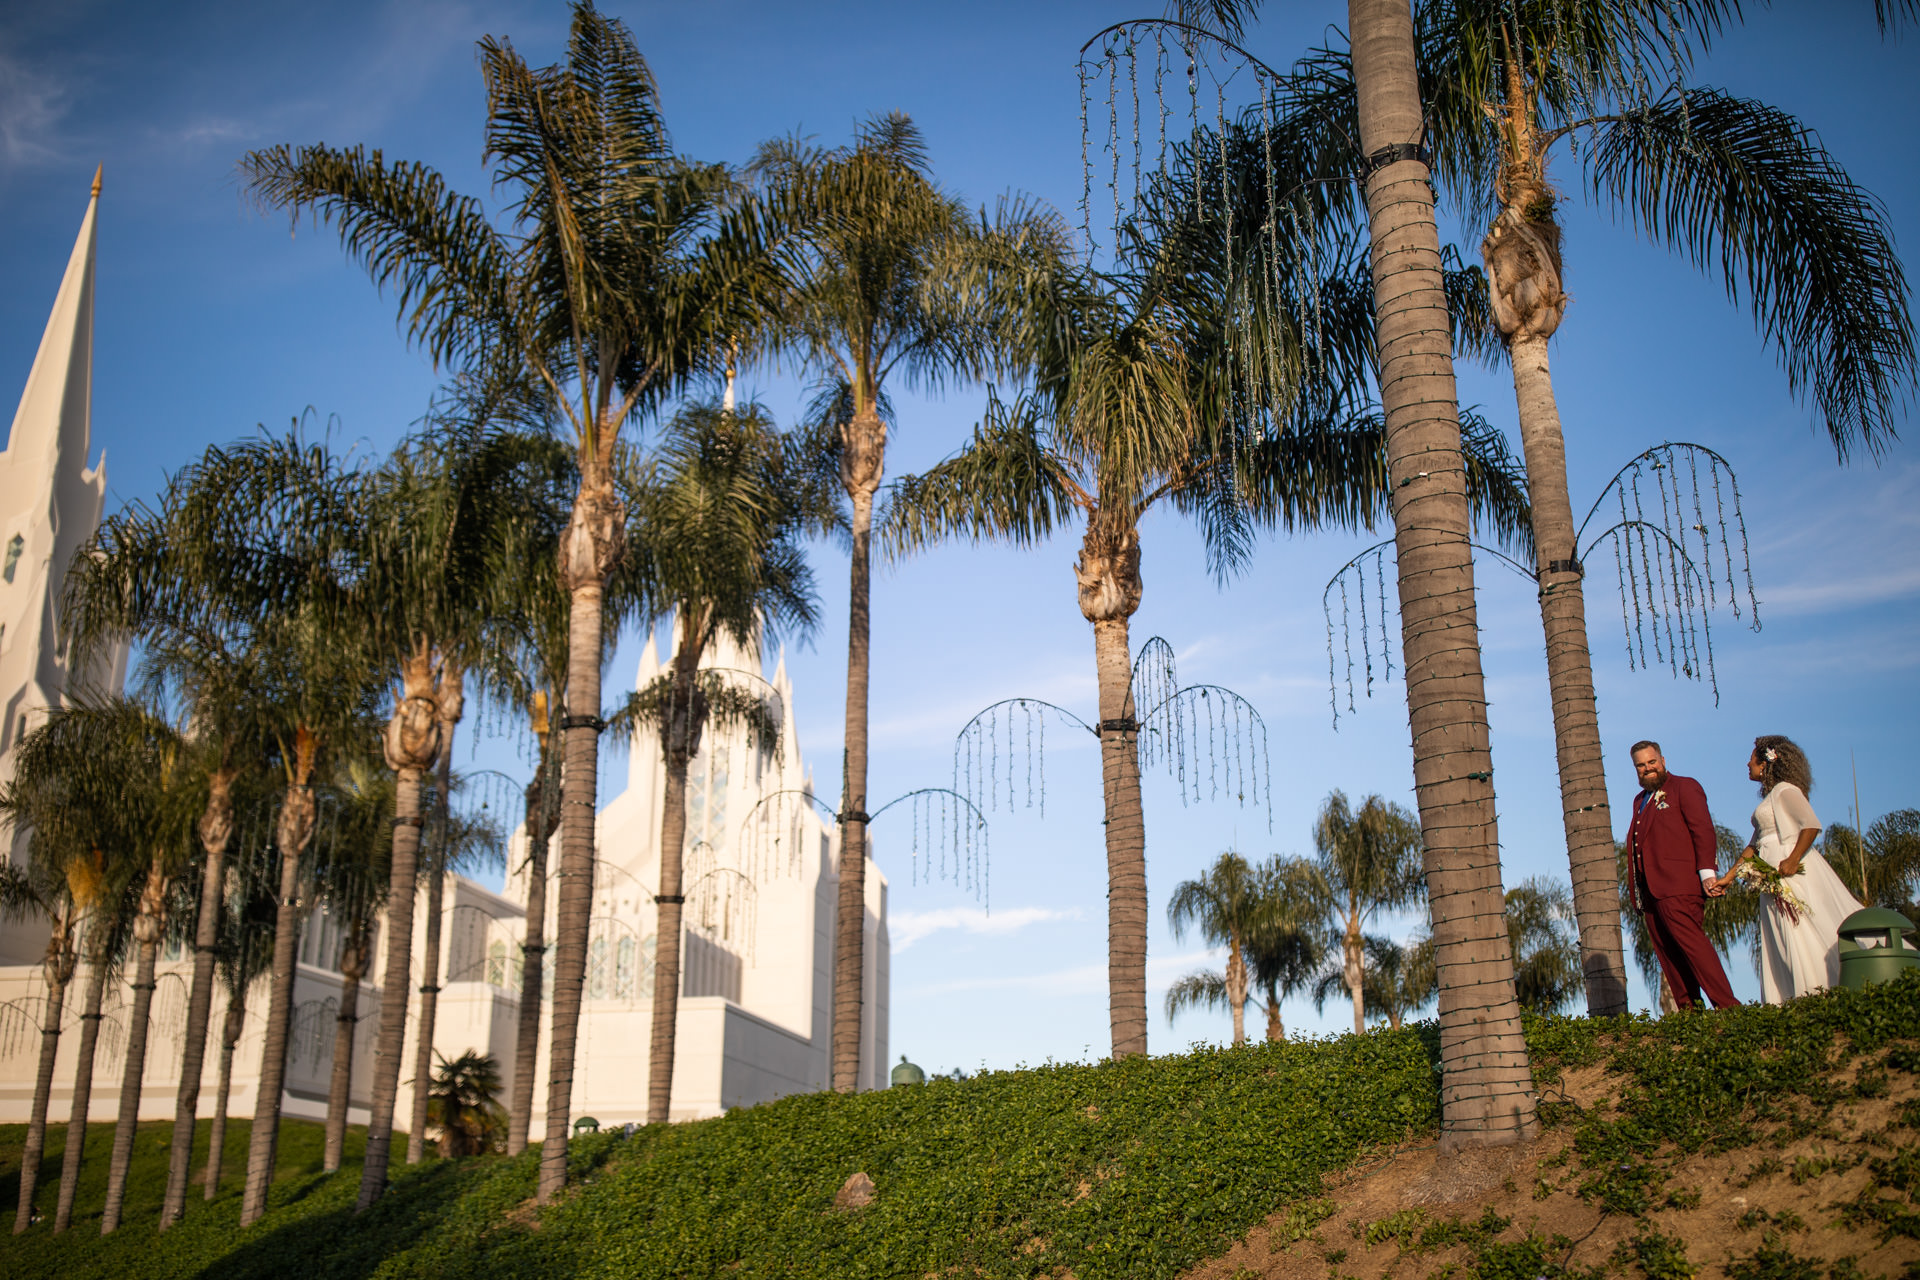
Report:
426,1050,509,1158
1244,860,1326,1041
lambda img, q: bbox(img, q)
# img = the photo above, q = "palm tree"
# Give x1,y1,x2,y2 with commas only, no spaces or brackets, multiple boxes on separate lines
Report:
1164,856,1326,1042
1243,0,1914,1019
312,757,393,1174
750,114,1047,1092
425,1050,508,1158
346,418,542,1202
66,457,285,1231
1823,811,1920,913
1173,0,1543,1146
2,704,148,1232
244,5,790,1197
1503,877,1582,1013
1315,933,1437,1029
1306,791,1425,1034
1244,858,1327,1040
0,839,81,1233
94,701,202,1235
614,401,831,1123
1164,851,1270,1043
887,248,1519,1058
202,834,278,1201
162,435,385,1230
405,773,505,1163
470,427,640,1154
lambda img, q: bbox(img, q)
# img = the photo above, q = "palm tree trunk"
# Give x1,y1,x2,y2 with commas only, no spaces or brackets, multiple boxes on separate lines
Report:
647,691,694,1125
322,939,365,1172
357,659,447,1212
406,860,447,1160
1093,614,1149,1059
1225,936,1248,1045
161,769,234,1229
1345,918,1366,1034
1479,63,1627,1015
1505,334,1629,1016
647,652,707,1125
354,762,428,1210
202,980,246,1200
1263,985,1285,1042
541,583,606,1200
541,462,623,1201
14,942,72,1234
53,940,111,1233
102,872,167,1233
1349,0,1536,1148
831,476,877,1094
407,708,459,1164
241,781,315,1227
507,746,553,1156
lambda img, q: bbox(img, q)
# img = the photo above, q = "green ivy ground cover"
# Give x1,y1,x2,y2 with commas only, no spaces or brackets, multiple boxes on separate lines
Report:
4,975,1916,1280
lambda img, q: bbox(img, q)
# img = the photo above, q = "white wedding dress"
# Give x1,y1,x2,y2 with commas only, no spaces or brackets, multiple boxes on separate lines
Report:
1751,782,1863,1003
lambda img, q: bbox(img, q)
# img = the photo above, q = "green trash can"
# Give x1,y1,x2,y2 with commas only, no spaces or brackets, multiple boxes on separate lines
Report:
889,1055,926,1087
1836,907,1920,990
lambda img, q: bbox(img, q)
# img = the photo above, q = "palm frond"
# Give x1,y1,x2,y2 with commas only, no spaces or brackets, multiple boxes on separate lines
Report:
1581,87,1914,458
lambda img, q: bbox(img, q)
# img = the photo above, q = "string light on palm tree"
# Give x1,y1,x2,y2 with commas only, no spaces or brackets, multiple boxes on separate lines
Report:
1323,440,1760,722
735,785,990,907
951,635,1272,841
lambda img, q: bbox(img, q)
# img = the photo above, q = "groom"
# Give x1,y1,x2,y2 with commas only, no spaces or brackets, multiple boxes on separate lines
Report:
1625,740,1740,1010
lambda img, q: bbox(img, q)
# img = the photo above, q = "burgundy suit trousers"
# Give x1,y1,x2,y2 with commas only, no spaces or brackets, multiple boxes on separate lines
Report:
1641,884,1739,1010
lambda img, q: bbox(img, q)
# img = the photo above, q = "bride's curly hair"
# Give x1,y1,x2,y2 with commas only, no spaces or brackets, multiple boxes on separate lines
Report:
1754,734,1813,797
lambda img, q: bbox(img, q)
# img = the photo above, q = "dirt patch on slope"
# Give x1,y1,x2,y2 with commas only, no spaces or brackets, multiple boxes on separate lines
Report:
1184,1061,1919,1280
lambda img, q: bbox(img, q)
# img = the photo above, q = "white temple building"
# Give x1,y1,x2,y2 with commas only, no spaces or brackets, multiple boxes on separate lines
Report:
0,171,124,933
491,629,891,1125
0,179,888,1136
0,627,889,1136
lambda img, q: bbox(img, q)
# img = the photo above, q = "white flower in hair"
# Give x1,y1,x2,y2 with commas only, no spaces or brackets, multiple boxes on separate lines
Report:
1765,747,1778,762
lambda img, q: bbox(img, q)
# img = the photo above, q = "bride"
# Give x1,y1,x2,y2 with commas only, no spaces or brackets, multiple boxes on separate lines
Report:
1712,735,1862,1002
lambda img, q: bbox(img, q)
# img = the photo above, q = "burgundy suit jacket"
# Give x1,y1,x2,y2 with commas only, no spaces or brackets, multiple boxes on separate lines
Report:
1626,773,1719,906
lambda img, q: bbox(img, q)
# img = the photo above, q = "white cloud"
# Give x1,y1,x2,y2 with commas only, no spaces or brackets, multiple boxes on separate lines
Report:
890,904,1079,951
1756,562,1920,616
0,48,70,165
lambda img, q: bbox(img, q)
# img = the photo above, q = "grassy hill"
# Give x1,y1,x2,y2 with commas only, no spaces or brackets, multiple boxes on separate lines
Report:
3,976,1917,1280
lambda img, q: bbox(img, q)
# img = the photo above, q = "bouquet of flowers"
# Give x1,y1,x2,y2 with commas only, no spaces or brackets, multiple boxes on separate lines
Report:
1732,857,1809,924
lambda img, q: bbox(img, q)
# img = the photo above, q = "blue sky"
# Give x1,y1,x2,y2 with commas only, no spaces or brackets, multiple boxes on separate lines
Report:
3,2,1915,1074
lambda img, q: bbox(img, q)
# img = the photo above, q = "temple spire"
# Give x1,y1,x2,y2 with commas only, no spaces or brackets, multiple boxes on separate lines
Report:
4,169,101,467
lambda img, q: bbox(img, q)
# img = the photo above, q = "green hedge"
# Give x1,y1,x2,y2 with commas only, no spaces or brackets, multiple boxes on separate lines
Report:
5,974,1917,1280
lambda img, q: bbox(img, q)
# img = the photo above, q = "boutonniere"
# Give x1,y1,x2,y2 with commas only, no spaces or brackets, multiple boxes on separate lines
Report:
1651,788,1670,811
